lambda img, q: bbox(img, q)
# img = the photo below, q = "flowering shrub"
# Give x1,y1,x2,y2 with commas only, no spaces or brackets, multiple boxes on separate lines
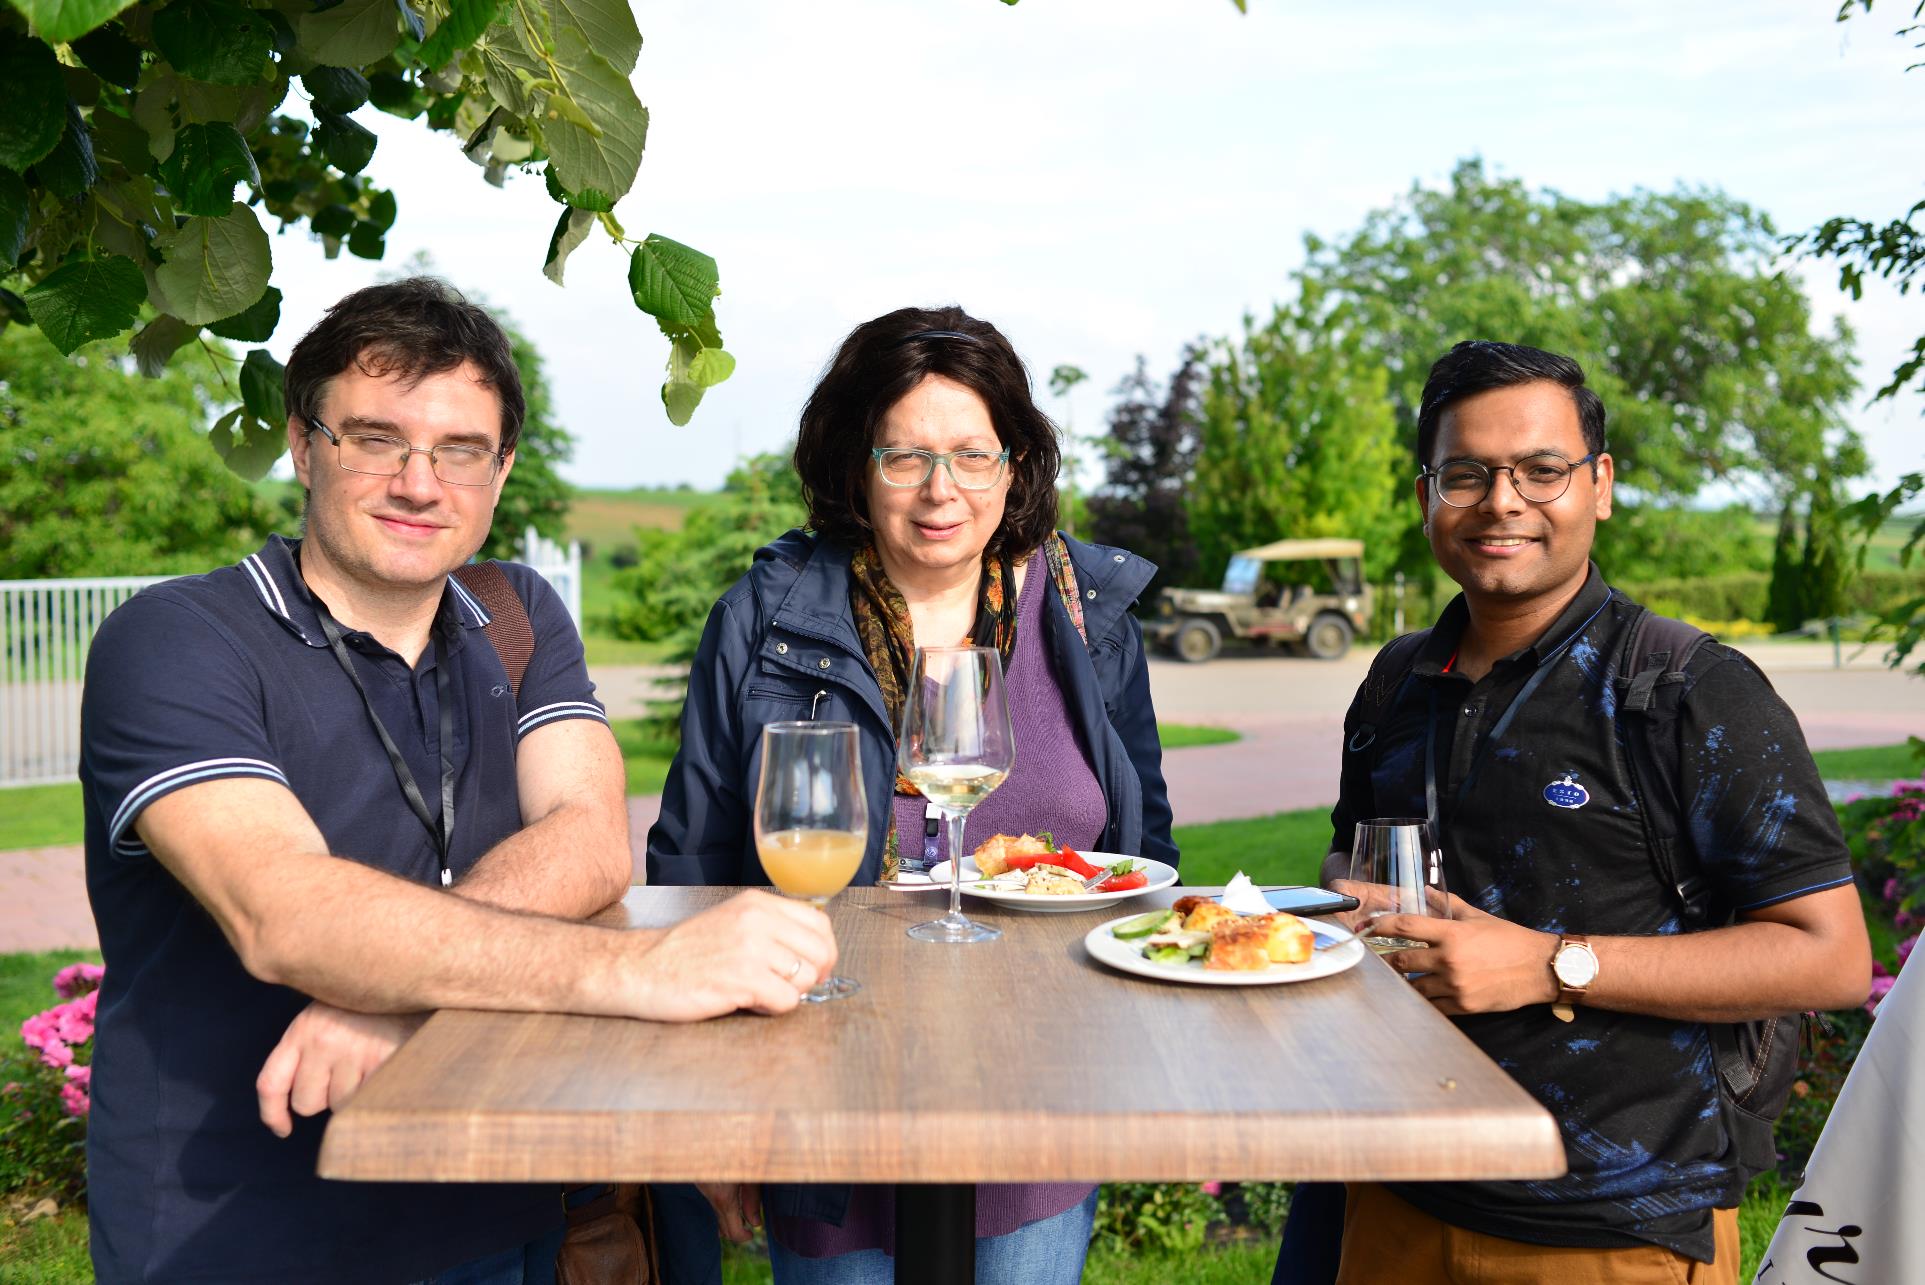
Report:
0,962,101,1200
1092,1182,1226,1255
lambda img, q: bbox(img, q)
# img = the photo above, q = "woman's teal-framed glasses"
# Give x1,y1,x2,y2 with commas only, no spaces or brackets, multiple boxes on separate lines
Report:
870,447,1010,490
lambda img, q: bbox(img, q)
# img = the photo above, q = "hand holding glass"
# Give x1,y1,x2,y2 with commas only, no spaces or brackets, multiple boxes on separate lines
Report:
898,646,1014,944
754,722,868,1001
1348,818,1450,957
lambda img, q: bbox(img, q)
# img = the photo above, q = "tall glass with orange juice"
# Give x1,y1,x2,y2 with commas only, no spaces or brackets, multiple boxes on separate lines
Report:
754,722,868,1002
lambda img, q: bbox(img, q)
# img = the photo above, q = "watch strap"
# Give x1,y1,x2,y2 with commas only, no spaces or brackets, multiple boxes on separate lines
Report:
1554,933,1595,1010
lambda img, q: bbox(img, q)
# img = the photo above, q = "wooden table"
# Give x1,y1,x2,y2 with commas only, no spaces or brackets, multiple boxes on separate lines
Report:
320,886,1564,1279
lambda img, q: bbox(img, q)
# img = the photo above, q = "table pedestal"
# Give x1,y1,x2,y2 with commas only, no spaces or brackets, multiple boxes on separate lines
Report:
895,1184,975,1284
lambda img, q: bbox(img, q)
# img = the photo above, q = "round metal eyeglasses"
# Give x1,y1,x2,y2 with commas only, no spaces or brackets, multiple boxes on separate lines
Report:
870,447,1010,490
309,420,504,487
1420,452,1597,508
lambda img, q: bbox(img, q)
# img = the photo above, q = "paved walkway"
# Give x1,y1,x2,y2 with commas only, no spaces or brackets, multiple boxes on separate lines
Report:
5,640,1918,952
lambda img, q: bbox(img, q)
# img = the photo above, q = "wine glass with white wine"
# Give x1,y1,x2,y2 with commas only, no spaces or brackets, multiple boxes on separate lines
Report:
754,721,869,1001
898,646,1014,944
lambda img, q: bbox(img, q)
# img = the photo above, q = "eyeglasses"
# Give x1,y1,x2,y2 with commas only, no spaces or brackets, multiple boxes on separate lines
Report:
1420,452,1597,508
870,447,1010,490
308,420,504,487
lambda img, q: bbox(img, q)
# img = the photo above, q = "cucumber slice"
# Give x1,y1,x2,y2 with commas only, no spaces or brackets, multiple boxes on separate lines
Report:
1113,908,1178,939
1143,945,1192,966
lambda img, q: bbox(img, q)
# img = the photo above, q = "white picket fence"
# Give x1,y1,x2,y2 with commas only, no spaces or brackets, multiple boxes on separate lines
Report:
0,529,582,789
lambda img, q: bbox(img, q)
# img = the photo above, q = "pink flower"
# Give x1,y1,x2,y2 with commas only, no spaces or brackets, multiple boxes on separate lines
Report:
1898,936,1918,968
1866,973,1898,1016
63,1064,91,1088
59,1082,89,1118
52,963,104,999
1885,878,1904,904
1200,1181,1222,1196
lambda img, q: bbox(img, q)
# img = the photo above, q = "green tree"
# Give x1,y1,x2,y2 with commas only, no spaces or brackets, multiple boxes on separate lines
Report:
1191,291,1404,583
1086,349,1205,603
0,326,281,576
1766,497,1803,633
1800,478,1853,626
0,0,739,475
481,317,573,562
1797,1,1925,675
1282,159,1864,580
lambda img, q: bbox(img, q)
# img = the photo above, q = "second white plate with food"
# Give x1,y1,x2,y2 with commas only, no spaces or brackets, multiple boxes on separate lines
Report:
924,852,1179,913
1084,911,1365,985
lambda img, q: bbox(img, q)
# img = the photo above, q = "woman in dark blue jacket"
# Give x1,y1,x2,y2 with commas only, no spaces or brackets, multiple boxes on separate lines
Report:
646,305,1176,1284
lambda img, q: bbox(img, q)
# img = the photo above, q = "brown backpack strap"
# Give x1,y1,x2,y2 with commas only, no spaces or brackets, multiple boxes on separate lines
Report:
452,561,536,699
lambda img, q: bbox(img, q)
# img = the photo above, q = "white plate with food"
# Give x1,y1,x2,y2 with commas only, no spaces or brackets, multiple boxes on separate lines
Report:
924,835,1177,913
1083,896,1366,985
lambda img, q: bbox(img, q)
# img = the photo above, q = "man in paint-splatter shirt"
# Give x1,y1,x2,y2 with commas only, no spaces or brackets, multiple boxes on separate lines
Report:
1299,341,1869,1285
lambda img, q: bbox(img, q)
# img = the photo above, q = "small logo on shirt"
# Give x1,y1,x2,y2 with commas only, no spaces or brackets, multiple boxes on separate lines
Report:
1544,774,1590,810
491,684,508,698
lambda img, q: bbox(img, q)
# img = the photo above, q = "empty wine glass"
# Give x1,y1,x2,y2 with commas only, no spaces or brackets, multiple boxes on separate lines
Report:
1348,818,1450,956
897,646,1014,944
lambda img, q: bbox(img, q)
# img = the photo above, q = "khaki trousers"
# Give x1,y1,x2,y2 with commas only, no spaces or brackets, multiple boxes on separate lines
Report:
1334,1182,1740,1285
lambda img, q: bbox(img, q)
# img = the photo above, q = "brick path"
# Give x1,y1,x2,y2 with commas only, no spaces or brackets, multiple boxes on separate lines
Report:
5,641,1918,953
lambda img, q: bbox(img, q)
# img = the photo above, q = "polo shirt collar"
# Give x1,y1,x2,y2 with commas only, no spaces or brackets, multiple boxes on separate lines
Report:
240,535,491,650
1413,561,1610,677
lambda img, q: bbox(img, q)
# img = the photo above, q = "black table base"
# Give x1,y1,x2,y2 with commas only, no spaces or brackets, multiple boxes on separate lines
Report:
895,1183,975,1284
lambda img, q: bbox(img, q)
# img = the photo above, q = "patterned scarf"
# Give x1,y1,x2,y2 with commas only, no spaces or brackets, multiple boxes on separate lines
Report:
850,535,1089,878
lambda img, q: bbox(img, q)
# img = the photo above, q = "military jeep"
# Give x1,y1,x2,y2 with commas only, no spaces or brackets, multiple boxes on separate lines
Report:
1146,538,1372,662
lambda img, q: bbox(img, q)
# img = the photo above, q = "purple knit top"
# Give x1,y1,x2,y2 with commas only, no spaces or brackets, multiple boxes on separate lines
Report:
769,551,1104,1258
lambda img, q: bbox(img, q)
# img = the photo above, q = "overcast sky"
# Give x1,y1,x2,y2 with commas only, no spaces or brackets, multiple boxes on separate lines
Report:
263,0,1923,498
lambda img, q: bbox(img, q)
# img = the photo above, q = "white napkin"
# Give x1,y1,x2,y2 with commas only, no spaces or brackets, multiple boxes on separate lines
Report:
1219,871,1272,915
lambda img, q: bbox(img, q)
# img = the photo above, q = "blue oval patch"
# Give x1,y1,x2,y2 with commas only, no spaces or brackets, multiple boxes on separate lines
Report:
1544,775,1589,810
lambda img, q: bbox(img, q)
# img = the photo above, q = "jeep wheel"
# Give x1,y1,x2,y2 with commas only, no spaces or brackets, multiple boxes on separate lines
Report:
1174,618,1222,663
1305,613,1353,660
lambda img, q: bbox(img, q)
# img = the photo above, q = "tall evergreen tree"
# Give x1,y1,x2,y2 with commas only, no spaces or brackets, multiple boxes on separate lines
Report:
1766,498,1805,632
1086,350,1206,602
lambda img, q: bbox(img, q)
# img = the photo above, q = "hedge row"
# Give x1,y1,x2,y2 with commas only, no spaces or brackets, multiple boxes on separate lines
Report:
1617,569,1925,627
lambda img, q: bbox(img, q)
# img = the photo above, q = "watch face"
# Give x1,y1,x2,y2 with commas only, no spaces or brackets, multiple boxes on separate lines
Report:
1555,945,1598,988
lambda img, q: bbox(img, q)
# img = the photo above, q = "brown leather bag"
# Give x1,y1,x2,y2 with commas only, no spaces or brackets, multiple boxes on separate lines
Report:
555,1184,659,1285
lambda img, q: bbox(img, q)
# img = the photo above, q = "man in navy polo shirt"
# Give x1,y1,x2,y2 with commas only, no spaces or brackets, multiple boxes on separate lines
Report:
79,278,838,1285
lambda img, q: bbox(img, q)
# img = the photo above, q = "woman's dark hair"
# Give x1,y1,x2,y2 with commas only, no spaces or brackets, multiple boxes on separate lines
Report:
1415,340,1606,468
793,305,1060,553
283,277,527,454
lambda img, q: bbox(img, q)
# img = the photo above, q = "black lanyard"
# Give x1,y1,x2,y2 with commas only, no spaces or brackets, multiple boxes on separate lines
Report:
314,603,456,888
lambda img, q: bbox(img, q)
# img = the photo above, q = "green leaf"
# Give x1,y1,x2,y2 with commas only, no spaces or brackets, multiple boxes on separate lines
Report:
240,347,286,423
302,65,371,114
687,347,735,388
364,188,397,232
504,23,646,209
0,35,69,172
415,0,499,68
298,0,402,68
0,168,29,268
309,203,355,238
22,254,147,353
314,109,377,174
551,0,641,75
33,100,99,200
130,313,200,376
151,0,275,87
88,105,150,172
542,205,593,285
0,287,29,327
366,71,425,117
206,282,280,341
156,121,260,216
132,76,176,161
346,220,384,258
208,406,285,481
153,202,272,325
627,235,718,328
71,24,145,88
661,374,703,426
8,0,140,45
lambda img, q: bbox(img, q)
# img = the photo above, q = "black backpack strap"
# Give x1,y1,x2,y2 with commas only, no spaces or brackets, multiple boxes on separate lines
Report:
1614,603,1715,923
1344,629,1431,757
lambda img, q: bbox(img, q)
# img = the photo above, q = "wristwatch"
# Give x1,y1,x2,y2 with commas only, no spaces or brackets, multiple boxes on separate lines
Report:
1550,934,1597,1023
